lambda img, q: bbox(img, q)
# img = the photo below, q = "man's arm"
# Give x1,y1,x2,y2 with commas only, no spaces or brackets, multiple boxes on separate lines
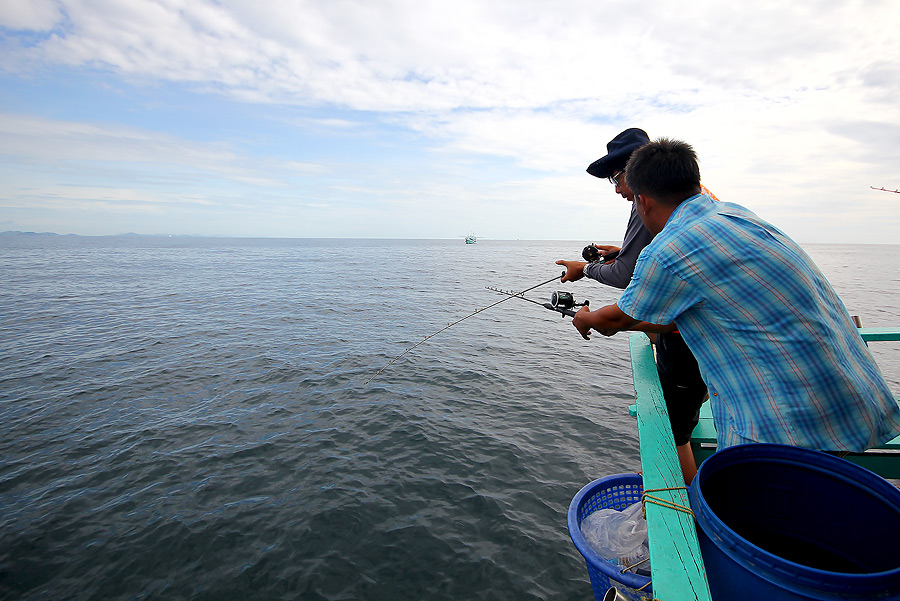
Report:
592,244,621,254
586,206,652,289
626,320,677,335
572,303,674,340
556,244,624,284
556,259,586,283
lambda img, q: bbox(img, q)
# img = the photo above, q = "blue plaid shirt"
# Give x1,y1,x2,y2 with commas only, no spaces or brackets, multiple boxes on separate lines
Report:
618,194,900,451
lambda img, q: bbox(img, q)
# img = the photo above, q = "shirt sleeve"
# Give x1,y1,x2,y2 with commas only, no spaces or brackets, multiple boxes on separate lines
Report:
583,204,652,290
617,250,702,324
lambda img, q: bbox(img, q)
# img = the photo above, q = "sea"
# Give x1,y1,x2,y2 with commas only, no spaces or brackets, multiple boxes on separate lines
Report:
1,236,899,601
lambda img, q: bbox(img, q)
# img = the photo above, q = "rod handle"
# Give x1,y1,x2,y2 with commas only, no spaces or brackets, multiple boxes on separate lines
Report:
544,303,576,317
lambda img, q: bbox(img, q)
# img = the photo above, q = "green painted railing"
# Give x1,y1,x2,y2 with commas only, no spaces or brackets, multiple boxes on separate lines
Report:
858,327,900,342
629,333,711,601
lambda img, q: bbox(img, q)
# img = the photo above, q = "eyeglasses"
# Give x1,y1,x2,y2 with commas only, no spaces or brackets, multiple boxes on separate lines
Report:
608,170,624,186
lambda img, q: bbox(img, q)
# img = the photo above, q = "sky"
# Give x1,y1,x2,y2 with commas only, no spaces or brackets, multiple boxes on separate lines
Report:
1,0,898,242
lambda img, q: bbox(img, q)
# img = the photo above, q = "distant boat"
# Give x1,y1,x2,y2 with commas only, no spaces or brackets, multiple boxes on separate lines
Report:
465,234,477,244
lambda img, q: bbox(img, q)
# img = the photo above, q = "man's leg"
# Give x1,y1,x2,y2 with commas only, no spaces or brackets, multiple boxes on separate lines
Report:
656,332,707,486
676,442,698,485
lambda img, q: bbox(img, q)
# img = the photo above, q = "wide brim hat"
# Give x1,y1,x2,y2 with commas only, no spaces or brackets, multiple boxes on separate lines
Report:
586,128,650,179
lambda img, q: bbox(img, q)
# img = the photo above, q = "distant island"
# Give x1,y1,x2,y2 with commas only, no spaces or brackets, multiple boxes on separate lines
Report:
0,231,68,237
0,231,196,238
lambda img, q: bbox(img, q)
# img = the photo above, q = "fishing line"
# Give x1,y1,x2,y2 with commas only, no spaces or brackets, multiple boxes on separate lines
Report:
364,272,563,385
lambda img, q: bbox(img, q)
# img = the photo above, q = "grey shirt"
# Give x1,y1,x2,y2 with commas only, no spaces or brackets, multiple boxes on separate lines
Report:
582,202,652,289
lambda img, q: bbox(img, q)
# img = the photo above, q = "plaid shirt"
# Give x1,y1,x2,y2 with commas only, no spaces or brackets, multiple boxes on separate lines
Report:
618,194,900,451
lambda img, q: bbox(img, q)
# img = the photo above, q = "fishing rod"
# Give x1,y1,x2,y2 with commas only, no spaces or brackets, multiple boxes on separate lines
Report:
365,246,611,384
485,286,589,318
364,272,564,385
870,186,900,194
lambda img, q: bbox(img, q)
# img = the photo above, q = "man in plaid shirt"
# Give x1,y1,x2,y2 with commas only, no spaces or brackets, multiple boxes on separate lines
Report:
574,138,900,452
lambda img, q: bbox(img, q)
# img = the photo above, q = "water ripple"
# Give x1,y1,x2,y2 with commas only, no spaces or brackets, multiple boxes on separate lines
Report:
1,237,897,600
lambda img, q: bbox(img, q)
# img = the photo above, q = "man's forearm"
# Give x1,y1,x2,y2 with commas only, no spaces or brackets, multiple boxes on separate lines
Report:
572,303,673,340
589,303,640,331
572,303,639,340
628,320,677,334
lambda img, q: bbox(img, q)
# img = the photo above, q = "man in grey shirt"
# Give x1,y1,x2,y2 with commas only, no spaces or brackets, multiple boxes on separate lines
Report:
557,128,707,484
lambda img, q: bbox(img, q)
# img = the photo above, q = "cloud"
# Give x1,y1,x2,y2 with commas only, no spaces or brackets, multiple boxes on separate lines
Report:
0,0,648,111
4,0,897,112
0,0,898,241
0,113,233,166
0,0,62,30
0,113,336,224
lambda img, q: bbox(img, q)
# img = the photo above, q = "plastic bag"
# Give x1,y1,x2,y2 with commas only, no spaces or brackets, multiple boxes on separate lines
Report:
580,501,650,568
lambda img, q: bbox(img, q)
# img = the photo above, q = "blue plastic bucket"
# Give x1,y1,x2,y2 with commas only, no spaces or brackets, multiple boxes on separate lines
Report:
689,443,900,601
568,474,652,601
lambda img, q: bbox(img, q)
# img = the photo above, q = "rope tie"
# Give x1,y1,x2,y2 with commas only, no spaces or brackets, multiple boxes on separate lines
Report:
619,555,651,574
640,487,694,519
611,484,692,598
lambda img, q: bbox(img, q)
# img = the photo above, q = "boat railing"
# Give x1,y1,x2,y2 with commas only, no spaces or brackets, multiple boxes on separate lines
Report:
629,332,711,601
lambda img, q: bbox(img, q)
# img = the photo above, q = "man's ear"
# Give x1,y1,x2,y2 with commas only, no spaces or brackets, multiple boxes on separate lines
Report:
636,193,651,217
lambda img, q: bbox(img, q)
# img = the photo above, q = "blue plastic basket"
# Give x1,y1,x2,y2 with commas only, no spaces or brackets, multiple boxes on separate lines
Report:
568,474,652,601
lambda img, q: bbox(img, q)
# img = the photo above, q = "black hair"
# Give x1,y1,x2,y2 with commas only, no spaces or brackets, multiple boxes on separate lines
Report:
625,138,701,205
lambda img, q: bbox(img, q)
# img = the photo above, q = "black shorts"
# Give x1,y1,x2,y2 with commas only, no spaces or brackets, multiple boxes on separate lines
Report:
656,332,707,446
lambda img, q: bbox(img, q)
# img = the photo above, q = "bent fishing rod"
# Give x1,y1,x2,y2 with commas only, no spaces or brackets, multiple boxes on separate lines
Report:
364,272,569,385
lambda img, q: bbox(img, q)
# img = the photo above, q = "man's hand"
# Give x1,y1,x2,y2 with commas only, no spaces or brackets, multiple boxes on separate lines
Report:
555,259,586,283
593,244,621,258
594,244,620,265
573,306,593,340
572,306,624,340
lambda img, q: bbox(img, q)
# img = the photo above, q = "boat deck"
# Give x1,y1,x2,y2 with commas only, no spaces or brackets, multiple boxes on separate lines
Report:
628,326,900,600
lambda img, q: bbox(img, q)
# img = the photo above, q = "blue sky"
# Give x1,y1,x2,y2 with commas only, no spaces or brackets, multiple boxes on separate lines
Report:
1,0,899,242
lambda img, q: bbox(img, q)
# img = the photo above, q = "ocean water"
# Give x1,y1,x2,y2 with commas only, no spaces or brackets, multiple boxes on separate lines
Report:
1,236,898,601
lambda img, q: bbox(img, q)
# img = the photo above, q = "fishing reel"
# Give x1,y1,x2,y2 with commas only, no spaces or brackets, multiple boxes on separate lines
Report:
550,291,579,310
485,284,590,318
582,245,602,262
582,245,620,263
545,291,589,317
